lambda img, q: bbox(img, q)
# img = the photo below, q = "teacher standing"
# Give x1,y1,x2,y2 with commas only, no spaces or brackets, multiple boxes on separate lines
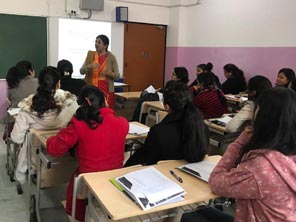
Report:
80,35,120,108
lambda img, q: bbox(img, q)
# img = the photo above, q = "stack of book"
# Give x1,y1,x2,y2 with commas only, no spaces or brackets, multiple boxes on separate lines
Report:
110,167,186,210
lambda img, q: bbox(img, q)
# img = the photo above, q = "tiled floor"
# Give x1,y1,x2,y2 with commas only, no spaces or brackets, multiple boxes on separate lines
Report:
0,122,69,222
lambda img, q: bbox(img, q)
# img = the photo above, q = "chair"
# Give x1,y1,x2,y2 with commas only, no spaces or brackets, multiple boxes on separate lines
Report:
155,111,168,124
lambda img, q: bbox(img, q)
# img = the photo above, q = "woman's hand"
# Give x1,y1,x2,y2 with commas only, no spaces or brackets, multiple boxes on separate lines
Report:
244,125,253,140
86,62,99,69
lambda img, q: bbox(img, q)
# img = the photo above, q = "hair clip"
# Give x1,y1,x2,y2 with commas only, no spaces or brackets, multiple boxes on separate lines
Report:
85,97,91,106
64,71,70,76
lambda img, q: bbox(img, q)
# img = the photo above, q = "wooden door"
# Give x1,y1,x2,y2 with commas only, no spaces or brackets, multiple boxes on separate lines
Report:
123,23,166,91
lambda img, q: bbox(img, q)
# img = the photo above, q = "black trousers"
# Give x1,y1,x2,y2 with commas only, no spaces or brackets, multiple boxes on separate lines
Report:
181,207,234,222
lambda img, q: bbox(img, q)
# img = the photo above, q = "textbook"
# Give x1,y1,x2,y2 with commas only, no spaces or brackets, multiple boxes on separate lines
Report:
111,167,186,210
178,160,217,182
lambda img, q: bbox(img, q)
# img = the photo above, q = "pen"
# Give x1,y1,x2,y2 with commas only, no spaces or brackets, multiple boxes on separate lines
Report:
170,170,183,183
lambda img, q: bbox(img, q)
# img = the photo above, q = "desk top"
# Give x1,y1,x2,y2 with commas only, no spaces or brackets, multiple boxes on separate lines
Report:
83,156,220,220
32,122,147,146
126,121,149,140
204,120,227,132
115,91,141,100
225,94,248,103
31,129,59,147
114,82,129,87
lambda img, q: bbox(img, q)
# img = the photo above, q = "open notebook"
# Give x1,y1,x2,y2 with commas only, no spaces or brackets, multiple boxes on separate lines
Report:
178,160,217,182
110,167,186,210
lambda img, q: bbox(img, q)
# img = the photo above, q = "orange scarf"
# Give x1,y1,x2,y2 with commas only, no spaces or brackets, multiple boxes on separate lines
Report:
91,53,108,86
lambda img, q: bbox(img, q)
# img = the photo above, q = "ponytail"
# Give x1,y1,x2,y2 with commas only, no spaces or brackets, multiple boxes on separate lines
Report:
182,102,208,162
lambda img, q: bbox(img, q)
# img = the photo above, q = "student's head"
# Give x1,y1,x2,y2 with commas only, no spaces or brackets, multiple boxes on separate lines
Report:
76,85,105,129
163,80,192,113
196,63,213,75
6,66,22,89
244,87,296,155
223,63,242,78
31,66,61,117
171,67,189,84
95,34,109,52
197,72,215,89
16,60,35,78
57,59,73,78
276,68,295,87
163,81,208,162
247,75,272,101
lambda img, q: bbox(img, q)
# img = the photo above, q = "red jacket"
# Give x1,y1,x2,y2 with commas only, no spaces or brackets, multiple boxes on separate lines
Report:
46,108,129,221
209,132,296,222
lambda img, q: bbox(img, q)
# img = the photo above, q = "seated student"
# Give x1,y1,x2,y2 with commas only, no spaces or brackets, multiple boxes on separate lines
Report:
131,66,189,122
275,67,295,88
46,85,129,221
226,75,272,133
193,72,228,119
190,62,221,89
209,88,296,221
11,66,79,184
6,60,38,108
170,66,189,85
125,81,208,166
57,59,86,97
222,63,247,94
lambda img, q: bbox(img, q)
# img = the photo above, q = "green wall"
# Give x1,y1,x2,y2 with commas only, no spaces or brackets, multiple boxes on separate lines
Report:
0,13,47,79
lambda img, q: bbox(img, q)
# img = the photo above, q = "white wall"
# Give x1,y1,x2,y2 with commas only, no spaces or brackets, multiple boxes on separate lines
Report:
168,0,296,47
0,0,169,24
0,0,170,77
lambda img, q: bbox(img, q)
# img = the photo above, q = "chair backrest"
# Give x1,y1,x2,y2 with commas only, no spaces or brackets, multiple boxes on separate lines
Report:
156,111,168,124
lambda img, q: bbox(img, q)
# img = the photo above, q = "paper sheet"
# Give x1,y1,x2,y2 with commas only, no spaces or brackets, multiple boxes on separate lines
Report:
128,123,150,135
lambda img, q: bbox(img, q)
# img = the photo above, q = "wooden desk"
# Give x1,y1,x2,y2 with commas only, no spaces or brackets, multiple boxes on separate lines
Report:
225,94,247,112
126,121,149,140
115,91,141,100
115,91,142,121
83,156,220,222
204,119,239,154
140,101,165,126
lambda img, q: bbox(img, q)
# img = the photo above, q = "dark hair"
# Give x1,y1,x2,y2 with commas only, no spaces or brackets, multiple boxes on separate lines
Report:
31,66,61,117
278,68,295,87
224,63,247,90
198,72,227,106
16,60,33,78
197,63,213,72
76,85,105,129
96,34,109,51
57,59,73,78
174,67,189,84
6,66,22,88
6,60,34,88
244,88,296,155
248,75,272,101
163,81,208,162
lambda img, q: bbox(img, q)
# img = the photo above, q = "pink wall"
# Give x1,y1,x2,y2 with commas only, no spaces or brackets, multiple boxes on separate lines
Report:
165,47,296,86
0,80,8,119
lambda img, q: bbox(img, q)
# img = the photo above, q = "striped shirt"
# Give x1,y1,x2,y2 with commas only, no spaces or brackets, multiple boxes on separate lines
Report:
193,88,228,119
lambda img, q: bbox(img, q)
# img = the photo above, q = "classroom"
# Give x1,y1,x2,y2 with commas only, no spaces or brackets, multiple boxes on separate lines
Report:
1,0,296,221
